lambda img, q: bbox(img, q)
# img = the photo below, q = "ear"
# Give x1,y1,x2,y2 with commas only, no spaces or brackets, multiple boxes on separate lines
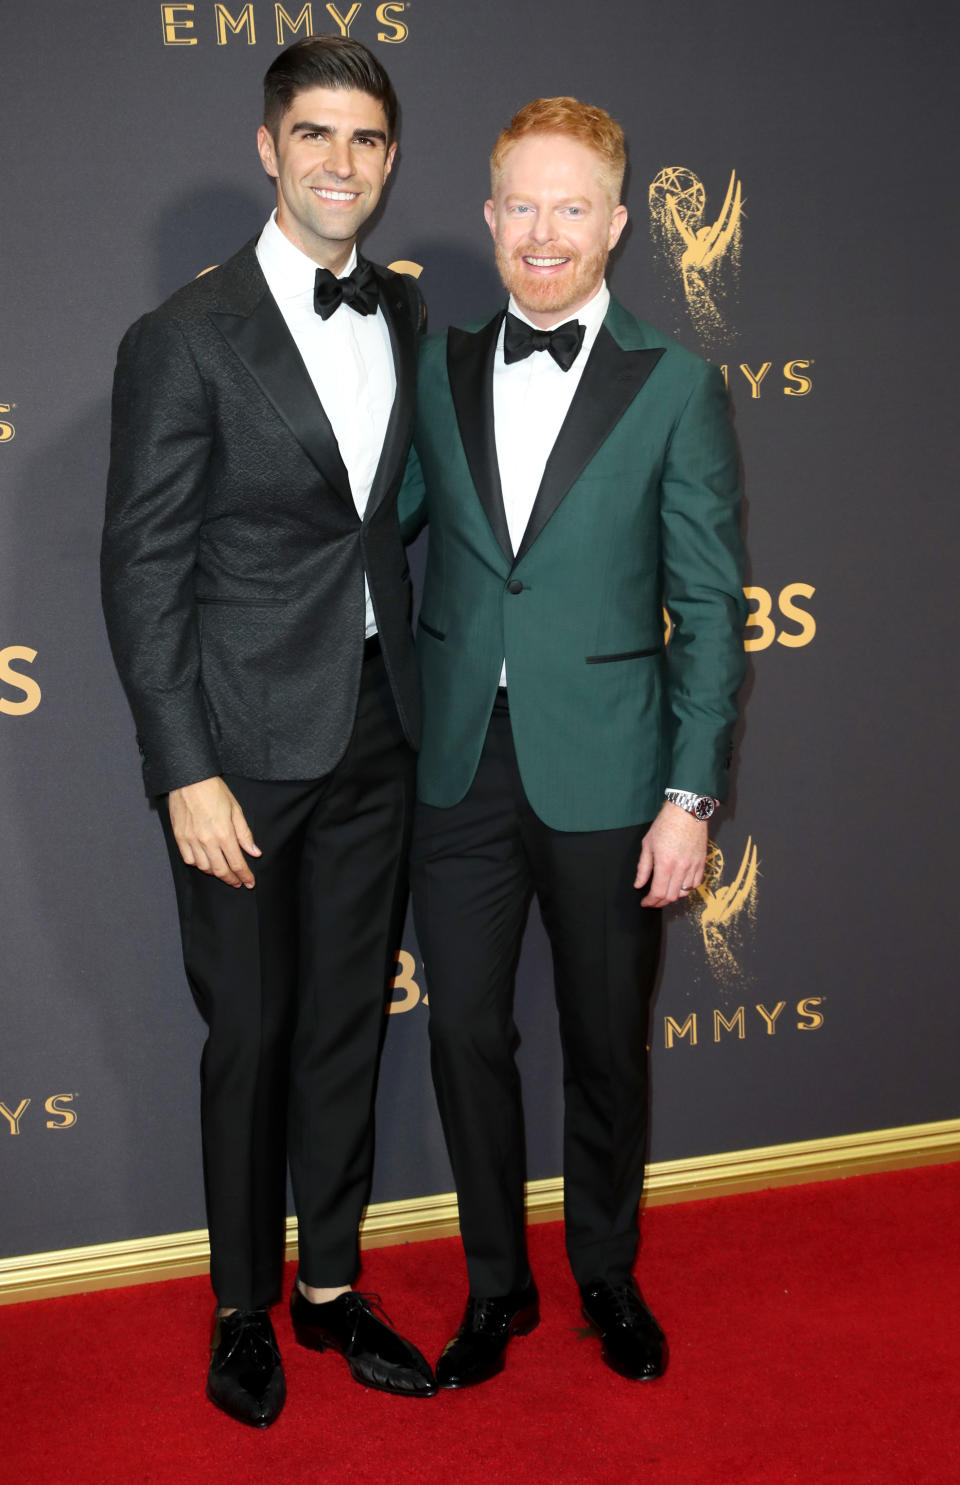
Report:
257,125,278,180
484,199,496,239
608,203,628,251
383,139,398,179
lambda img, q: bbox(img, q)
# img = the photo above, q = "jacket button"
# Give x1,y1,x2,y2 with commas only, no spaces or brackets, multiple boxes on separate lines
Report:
507,579,524,595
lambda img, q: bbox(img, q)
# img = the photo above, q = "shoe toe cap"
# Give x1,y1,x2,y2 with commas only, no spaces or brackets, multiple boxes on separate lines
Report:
602,1331,668,1381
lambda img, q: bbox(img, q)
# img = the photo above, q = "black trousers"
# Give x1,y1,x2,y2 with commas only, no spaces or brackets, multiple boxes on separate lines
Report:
411,693,662,1298
160,648,415,1310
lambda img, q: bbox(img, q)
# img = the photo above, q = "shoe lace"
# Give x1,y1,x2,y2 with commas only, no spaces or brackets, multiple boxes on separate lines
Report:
341,1291,396,1344
215,1309,280,1366
601,1282,645,1327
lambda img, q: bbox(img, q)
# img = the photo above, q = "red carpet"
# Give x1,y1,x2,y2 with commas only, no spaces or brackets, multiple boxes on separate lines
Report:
2,1164,958,1484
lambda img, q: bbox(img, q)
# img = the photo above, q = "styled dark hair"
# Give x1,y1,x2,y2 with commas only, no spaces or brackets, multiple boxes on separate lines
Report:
263,34,398,142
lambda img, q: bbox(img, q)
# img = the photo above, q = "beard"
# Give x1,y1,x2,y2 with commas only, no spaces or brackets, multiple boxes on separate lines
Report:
494,236,609,319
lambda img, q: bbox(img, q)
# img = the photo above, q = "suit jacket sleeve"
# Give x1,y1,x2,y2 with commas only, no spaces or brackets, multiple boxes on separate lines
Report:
100,312,221,794
659,360,747,800
397,443,427,543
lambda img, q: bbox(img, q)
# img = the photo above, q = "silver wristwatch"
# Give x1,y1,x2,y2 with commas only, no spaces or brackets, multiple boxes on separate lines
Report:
664,788,716,821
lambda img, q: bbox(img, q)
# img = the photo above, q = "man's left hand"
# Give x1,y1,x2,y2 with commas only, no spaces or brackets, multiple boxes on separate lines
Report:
634,802,708,907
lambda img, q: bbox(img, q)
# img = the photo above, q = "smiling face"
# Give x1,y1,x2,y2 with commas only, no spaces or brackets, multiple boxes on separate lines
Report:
257,85,396,271
484,132,627,327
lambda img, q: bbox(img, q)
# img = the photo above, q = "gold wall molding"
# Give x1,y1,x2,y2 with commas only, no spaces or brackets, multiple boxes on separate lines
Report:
3,1117,957,1306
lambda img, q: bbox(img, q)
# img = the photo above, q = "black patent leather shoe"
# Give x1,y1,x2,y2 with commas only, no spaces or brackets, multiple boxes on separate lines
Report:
207,1308,286,1427
436,1281,540,1389
290,1285,436,1397
579,1277,667,1381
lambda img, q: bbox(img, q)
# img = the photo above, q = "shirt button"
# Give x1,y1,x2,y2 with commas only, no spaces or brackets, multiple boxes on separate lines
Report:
507,579,524,595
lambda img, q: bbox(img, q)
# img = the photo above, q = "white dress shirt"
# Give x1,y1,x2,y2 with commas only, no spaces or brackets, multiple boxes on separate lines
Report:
493,281,609,685
256,211,395,637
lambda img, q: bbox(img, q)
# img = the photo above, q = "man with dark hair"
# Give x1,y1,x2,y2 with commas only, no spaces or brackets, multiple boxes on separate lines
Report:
402,96,747,1388
262,30,398,141
102,35,435,1426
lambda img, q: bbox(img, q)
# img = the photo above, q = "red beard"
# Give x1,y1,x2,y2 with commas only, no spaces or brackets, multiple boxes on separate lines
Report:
494,238,608,319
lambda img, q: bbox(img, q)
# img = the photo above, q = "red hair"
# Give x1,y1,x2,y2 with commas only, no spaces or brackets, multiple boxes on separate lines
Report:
490,97,626,204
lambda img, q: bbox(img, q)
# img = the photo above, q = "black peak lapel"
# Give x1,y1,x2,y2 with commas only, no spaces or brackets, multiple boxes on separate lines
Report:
364,264,418,521
210,287,352,508
447,313,513,565
513,328,665,566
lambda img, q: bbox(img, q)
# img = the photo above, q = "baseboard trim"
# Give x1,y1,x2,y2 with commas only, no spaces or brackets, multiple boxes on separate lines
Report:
3,1117,957,1305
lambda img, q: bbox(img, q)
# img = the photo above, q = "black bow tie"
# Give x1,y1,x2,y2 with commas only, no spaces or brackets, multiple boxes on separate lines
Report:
313,257,379,320
502,312,586,372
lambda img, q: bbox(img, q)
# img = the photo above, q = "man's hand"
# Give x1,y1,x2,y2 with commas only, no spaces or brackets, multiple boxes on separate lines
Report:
634,801,708,907
168,777,261,889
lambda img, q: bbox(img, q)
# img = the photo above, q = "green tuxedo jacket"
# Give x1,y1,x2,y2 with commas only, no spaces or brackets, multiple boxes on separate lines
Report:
400,296,747,832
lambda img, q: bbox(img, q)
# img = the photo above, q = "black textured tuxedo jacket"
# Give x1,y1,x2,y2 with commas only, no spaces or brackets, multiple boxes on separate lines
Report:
101,239,423,796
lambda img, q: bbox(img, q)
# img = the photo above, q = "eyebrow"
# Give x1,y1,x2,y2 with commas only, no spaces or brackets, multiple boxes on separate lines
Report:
504,193,591,207
290,120,388,144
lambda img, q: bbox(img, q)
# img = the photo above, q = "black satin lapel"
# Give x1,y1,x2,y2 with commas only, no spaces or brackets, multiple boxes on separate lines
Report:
513,330,665,566
211,294,352,505
447,315,513,564
364,270,417,520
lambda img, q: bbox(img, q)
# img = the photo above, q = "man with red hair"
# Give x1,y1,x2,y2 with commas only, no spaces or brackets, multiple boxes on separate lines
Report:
402,97,746,1387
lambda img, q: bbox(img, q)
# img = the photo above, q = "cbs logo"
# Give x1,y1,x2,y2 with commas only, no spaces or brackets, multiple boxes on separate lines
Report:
0,647,41,715
663,583,815,652
389,950,426,1013
743,582,815,652
1,403,42,717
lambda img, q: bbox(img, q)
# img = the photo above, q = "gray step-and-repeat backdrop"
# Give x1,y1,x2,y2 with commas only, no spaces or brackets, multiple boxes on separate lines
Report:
2,2,956,1263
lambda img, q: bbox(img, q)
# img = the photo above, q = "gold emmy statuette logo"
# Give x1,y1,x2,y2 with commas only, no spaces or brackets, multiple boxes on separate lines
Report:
688,835,759,985
649,168,744,349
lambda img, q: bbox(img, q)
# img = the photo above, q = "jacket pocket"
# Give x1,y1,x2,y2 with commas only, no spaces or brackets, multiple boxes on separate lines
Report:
585,646,661,664
418,617,446,642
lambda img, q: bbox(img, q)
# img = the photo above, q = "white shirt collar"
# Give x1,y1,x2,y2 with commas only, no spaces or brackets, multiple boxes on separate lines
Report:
506,280,610,337
256,210,358,303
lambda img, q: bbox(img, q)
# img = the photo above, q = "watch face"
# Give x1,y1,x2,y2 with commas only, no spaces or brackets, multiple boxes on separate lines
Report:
693,797,715,820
